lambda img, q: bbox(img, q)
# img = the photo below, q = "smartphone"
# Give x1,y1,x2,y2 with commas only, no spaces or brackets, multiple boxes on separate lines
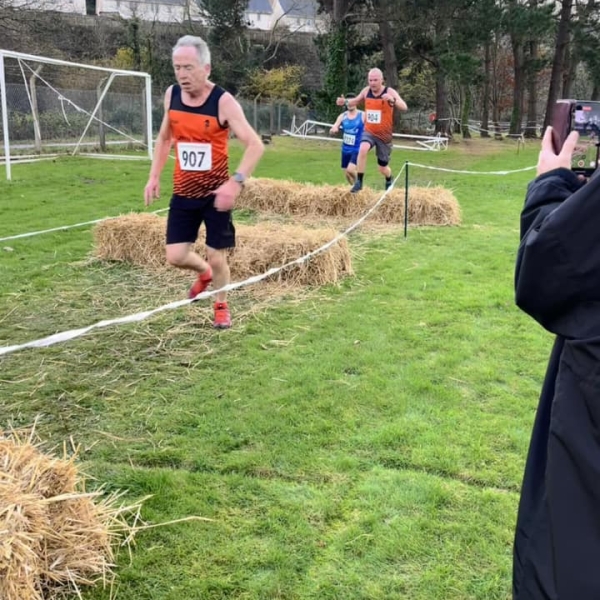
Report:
551,99,600,176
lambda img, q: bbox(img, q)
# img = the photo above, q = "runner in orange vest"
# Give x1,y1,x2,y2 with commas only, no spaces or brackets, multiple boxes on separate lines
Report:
336,68,408,193
144,35,264,329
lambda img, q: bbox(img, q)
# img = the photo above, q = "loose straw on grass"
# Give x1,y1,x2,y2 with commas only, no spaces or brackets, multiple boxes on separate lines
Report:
0,427,212,600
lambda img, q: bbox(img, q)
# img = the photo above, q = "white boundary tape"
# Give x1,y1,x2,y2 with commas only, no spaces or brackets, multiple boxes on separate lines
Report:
0,163,536,244
0,166,407,357
0,208,169,242
408,162,536,176
0,160,540,356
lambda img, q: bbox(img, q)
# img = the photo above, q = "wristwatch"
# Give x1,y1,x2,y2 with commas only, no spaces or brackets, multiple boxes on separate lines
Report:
232,172,246,186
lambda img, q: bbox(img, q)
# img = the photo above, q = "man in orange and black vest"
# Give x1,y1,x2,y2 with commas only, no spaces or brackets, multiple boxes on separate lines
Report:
336,69,408,193
144,35,264,329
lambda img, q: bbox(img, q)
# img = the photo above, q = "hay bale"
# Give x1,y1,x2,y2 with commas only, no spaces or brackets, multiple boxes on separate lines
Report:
0,429,135,600
238,178,461,226
238,178,306,214
94,214,353,286
381,187,462,227
233,222,352,286
94,213,166,269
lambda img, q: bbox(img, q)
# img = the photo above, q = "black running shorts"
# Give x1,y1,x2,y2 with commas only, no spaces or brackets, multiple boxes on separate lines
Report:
166,194,235,250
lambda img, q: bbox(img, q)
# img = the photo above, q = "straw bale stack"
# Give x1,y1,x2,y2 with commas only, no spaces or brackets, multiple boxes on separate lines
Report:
0,429,135,600
94,214,353,285
238,178,461,226
94,213,167,269
232,222,352,285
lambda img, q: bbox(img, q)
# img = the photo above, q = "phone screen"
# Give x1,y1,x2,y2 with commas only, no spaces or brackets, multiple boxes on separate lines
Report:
570,101,600,173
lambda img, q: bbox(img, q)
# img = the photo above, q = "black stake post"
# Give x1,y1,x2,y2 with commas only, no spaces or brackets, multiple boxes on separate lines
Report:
404,161,409,238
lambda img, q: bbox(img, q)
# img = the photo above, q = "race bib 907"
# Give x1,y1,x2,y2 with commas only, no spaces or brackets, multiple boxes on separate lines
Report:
177,142,212,171
366,110,381,124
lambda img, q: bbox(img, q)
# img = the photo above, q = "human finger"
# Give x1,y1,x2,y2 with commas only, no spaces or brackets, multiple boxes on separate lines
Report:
560,130,579,158
213,193,225,211
540,126,555,153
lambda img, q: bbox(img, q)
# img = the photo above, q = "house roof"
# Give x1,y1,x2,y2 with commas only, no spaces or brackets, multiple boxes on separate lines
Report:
279,0,318,18
247,0,273,13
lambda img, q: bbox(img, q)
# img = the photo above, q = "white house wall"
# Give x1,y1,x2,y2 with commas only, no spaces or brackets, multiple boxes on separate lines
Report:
5,0,86,13
96,0,200,22
267,0,324,34
5,0,325,31
246,12,272,31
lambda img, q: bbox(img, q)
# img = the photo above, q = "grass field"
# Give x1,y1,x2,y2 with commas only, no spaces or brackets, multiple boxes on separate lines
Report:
0,136,550,599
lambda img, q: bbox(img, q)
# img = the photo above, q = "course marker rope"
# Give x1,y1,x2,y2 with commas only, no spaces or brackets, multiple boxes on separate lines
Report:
0,166,407,357
0,208,169,242
407,162,536,175
1,157,541,356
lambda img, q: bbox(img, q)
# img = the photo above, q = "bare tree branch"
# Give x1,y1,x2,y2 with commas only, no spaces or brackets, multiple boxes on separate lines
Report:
258,0,315,64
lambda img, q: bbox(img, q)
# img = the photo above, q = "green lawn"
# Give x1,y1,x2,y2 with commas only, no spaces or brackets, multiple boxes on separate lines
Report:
0,137,549,599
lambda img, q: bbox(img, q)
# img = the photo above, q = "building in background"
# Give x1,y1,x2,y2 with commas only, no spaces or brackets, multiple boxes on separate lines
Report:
6,0,325,32
95,0,198,22
245,0,274,30
246,0,324,33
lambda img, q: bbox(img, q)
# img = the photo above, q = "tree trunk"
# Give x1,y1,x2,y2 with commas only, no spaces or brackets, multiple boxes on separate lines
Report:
434,19,450,137
510,36,525,135
129,19,142,71
544,0,573,129
481,40,491,138
333,0,350,23
378,16,401,131
435,68,450,136
561,41,577,98
525,38,539,138
461,85,472,139
490,32,503,139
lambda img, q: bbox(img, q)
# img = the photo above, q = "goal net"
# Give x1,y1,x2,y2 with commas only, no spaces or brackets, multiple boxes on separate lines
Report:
0,50,153,180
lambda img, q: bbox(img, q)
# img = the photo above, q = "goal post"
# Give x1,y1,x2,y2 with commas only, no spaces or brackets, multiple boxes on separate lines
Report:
0,49,154,181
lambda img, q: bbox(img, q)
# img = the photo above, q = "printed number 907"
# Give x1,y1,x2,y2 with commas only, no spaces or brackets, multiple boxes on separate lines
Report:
181,150,206,169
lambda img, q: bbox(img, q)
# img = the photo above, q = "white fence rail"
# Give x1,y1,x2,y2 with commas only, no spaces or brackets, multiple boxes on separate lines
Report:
284,117,449,152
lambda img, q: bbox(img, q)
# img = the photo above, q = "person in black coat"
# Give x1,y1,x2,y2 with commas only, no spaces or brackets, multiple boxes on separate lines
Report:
513,126,600,599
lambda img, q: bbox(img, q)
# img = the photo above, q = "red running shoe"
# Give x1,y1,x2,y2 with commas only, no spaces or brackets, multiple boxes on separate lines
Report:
213,302,231,329
188,266,212,300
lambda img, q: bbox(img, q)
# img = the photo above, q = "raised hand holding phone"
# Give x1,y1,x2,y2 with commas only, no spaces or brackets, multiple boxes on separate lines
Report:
537,126,579,176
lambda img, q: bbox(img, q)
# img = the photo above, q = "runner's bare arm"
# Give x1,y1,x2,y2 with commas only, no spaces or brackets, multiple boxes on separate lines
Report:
144,87,174,206
212,93,264,211
330,113,345,134
221,93,264,179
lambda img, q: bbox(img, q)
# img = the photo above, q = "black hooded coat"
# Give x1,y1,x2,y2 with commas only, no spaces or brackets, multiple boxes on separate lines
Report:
514,167,600,600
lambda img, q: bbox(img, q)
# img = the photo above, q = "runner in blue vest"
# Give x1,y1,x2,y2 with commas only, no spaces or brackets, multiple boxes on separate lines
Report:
330,97,365,186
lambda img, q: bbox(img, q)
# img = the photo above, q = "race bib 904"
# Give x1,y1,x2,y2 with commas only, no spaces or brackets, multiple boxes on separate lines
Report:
177,142,212,171
343,133,356,146
366,110,382,124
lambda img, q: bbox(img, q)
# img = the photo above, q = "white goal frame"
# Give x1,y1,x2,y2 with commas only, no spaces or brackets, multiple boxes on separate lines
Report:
0,49,153,181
